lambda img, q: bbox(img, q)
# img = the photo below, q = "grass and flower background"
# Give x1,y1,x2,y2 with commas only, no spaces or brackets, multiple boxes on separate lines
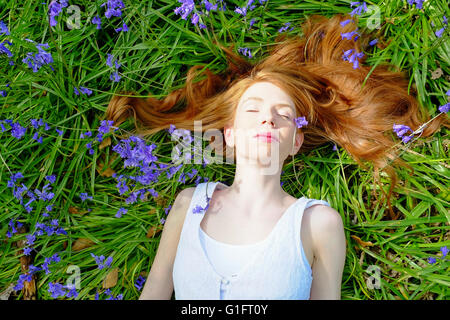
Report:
0,0,449,300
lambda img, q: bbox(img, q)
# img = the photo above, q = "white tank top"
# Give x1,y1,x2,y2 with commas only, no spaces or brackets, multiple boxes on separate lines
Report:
172,181,331,300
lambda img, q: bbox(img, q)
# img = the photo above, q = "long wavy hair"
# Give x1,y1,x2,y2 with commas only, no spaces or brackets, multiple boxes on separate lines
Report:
103,13,448,220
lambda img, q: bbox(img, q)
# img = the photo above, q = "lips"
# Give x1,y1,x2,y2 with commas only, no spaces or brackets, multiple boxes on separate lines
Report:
254,132,279,142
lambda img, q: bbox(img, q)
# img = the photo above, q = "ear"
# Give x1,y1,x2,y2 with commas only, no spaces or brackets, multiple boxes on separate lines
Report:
290,131,304,155
224,124,235,148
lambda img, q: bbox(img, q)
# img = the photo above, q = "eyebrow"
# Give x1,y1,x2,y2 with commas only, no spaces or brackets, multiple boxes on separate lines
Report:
242,97,294,110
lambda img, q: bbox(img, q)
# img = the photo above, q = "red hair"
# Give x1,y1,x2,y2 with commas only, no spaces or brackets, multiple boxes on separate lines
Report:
103,13,448,219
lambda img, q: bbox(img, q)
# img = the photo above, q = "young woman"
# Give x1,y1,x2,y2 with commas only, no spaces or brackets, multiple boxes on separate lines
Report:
104,14,447,300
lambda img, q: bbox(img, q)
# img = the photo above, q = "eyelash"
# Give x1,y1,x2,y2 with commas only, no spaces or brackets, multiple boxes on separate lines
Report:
246,109,291,120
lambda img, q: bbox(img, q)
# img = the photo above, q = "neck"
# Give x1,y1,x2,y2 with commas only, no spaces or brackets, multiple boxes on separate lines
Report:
226,162,287,211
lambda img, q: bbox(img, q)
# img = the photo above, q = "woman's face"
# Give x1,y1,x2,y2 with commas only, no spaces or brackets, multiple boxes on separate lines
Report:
224,81,303,171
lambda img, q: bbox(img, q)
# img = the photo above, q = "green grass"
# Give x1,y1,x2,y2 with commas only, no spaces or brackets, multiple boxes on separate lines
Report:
0,0,449,300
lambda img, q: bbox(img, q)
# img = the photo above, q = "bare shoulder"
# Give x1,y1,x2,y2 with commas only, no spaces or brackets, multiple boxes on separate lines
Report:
304,204,343,230
170,187,196,219
303,203,345,249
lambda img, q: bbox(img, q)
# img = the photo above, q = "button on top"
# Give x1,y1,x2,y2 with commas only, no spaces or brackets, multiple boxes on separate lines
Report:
221,279,230,285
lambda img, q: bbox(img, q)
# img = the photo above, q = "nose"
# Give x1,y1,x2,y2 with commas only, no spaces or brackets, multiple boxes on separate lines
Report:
260,112,276,127
262,119,275,127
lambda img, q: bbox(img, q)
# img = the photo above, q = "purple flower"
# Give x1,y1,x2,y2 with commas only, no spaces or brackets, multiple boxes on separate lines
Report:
393,123,414,143
26,234,36,246
0,20,10,35
238,47,253,58
98,120,115,134
74,86,93,96
0,40,13,58
438,102,450,113
427,257,436,264
48,0,68,27
294,116,308,129
341,28,361,41
164,205,172,215
46,174,56,184
441,246,449,258
435,27,445,38
48,282,66,298
106,53,121,69
134,275,146,290
342,48,364,69
115,22,128,33
92,15,102,29
91,253,113,269
10,121,27,140
174,0,195,20
115,207,128,218
22,43,54,73
407,0,424,9
110,71,121,82
66,287,79,298
192,204,204,214
203,0,218,12
340,19,354,27
168,124,176,134
349,1,368,17
369,38,378,46
278,22,295,33
393,124,413,137
102,0,125,19
80,192,93,202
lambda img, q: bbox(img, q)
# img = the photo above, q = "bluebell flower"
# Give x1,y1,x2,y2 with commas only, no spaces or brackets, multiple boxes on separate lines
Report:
174,0,195,20
407,0,424,9
294,116,308,129
48,0,68,27
92,15,102,29
238,47,253,58
342,48,364,69
115,22,128,33
439,102,449,113
91,253,113,269
0,40,13,58
349,1,368,17
115,207,127,218
441,246,449,258
74,86,93,96
134,275,146,290
369,39,378,46
340,19,354,27
80,192,93,202
48,282,66,298
393,124,414,143
10,121,27,140
202,0,218,12
278,22,295,33
102,0,125,19
341,28,361,41
0,20,10,35
22,43,54,73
